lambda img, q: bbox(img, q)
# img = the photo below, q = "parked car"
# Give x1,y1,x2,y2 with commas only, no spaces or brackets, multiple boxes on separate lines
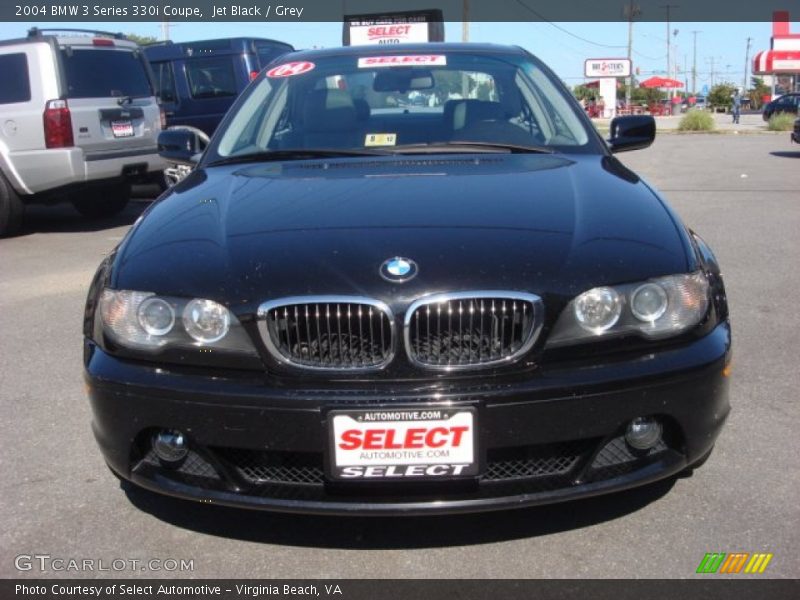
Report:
762,92,800,121
0,28,165,236
792,117,800,144
84,43,731,515
144,37,294,136
694,95,708,110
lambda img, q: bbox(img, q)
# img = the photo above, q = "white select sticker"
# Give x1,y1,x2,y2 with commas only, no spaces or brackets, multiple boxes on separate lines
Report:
358,55,447,68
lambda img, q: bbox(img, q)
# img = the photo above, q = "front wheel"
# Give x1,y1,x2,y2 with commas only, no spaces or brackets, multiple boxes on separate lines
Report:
73,182,131,219
0,172,24,237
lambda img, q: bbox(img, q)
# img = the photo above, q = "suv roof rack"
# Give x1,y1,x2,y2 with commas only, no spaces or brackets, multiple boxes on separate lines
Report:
27,28,127,40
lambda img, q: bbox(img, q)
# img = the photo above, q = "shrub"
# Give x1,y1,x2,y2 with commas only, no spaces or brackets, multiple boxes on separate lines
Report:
678,109,716,131
767,113,796,131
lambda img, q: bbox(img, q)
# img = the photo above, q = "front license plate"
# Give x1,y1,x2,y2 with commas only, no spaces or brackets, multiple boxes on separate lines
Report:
329,408,478,480
111,120,134,137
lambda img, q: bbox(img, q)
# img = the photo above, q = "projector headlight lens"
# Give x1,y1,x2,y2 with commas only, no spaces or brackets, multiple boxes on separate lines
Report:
137,297,175,336
182,298,230,343
630,283,668,322
574,287,622,333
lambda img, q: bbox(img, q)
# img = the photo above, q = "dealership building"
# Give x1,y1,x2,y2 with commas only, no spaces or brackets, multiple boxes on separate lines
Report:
752,10,800,98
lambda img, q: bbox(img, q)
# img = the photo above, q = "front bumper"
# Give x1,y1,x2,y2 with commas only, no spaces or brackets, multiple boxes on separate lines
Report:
85,322,731,515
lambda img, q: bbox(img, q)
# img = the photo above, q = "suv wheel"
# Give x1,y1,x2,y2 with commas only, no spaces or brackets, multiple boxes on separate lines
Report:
0,172,24,238
73,182,131,219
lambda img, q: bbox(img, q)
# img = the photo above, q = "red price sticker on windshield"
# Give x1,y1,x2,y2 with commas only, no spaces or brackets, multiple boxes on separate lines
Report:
266,61,315,78
358,55,447,68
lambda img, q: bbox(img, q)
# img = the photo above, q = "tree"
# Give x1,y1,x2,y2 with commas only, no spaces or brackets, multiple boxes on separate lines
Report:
572,85,596,101
124,33,159,46
708,82,736,110
747,77,770,110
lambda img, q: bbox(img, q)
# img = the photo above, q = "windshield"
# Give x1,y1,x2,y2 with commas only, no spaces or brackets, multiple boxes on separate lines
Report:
211,50,597,161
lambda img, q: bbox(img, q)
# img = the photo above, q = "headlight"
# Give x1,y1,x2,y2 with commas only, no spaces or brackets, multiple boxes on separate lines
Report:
547,272,709,347
98,289,256,355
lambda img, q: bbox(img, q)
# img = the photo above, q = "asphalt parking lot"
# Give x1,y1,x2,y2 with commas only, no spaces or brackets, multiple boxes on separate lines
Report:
1,134,798,579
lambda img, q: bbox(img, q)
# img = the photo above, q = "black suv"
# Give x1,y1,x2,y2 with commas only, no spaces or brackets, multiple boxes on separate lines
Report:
144,37,293,136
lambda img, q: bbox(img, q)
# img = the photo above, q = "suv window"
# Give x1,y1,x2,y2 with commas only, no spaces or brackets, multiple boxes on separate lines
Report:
61,48,152,98
0,53,31,103
186,57,237,99
256,45,289,68
152,60,177,103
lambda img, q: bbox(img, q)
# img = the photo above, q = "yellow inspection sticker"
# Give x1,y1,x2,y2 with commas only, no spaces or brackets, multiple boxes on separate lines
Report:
365,133,397,147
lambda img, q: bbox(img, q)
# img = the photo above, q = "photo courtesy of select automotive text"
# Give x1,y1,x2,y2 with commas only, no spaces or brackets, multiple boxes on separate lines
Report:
0,0,798,598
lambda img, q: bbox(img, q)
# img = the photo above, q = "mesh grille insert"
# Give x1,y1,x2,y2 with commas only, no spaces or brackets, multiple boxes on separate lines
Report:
484,440,593,481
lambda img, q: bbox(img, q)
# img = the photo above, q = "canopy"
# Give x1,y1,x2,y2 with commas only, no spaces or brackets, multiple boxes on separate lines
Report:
753,50,800,74
640,76,684,89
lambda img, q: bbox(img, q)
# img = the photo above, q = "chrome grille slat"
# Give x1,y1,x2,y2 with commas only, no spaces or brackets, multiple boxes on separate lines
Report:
404,291,543,371
258,297,395,371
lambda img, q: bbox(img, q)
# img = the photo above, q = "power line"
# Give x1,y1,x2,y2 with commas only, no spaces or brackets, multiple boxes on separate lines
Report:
513,0,626,49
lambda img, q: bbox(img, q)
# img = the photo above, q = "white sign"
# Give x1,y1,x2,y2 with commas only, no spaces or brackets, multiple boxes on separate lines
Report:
584,58,632,78
349,22,431,46
330,409,476,479
357,55,447,68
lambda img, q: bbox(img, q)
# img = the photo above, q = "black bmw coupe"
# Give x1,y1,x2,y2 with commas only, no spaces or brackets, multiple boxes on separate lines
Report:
83,43,731,515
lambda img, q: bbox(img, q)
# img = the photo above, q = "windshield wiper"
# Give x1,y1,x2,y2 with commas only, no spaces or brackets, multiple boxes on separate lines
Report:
390,141,555,155
207,148,393,166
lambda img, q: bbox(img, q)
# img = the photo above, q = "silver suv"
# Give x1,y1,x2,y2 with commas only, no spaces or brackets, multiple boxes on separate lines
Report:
0,28,166,236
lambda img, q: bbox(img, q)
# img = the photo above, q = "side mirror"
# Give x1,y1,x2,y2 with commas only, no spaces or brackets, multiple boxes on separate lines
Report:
157,129,202,166
607,115,656,153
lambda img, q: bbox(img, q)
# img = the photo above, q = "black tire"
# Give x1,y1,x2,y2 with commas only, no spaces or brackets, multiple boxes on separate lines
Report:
73,182,131,219
0,172,24,238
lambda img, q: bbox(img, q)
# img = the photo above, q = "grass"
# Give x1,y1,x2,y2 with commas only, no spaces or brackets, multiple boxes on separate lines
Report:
767,113,796,131
677,109,716,132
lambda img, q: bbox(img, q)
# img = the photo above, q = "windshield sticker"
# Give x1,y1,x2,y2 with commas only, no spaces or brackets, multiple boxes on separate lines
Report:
365,133,398,147
266,61,316,78
358,55,447,68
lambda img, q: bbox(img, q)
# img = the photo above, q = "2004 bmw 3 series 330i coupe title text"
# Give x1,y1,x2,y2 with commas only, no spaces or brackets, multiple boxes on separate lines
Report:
83,44,731,515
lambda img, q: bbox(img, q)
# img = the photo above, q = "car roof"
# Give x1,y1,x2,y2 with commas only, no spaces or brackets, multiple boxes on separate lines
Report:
279,42,527,62
0,30,138,50
143,37,294,60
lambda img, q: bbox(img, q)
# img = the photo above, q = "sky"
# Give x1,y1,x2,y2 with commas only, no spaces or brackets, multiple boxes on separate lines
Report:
0,19,789,94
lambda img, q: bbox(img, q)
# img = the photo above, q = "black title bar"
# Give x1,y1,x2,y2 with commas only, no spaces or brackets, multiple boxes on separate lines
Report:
2,0,799,22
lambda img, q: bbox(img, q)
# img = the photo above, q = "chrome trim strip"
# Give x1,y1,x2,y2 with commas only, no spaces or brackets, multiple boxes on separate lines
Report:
256,295,396,372
403,291,544,371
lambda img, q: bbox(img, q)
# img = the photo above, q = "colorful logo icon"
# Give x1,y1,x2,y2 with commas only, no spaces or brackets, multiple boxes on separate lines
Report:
696,553,773,574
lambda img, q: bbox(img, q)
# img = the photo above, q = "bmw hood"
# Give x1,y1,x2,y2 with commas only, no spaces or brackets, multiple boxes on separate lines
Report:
113,154,693,313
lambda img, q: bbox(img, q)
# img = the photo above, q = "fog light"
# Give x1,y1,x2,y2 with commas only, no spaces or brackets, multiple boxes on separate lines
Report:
625,417,662,450
152,429,188,463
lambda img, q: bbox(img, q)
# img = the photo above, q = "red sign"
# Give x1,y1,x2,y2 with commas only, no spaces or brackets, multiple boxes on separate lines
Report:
266,61,315,78
367,25,412,40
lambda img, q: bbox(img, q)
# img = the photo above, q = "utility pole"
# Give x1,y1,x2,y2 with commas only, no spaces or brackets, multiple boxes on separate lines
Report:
160,21,170,41
743,36,752,92
706,56,716,88
624,1,641,107
691,30,700,94
462,0,469,42
661,4,679,97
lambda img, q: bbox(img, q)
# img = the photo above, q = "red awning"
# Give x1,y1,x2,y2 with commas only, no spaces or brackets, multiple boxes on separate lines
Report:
753,50,800,74
639,76,684,89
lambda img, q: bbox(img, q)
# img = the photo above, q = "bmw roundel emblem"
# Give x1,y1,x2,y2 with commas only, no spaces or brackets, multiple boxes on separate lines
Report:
380,257,418,282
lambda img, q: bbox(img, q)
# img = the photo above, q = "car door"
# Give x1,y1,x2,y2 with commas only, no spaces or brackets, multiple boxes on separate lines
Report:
58,40,160,157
